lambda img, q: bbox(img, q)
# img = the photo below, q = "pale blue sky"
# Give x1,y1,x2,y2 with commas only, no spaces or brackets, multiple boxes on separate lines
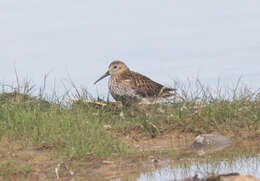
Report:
1,0,260,97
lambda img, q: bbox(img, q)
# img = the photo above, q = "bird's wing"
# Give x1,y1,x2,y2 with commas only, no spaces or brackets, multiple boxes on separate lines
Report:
121,71,172,97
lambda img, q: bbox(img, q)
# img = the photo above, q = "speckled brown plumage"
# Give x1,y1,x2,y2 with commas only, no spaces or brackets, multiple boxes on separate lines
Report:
94,60,176,105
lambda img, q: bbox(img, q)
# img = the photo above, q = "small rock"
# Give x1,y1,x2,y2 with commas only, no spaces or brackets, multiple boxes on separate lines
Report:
192,133,231,155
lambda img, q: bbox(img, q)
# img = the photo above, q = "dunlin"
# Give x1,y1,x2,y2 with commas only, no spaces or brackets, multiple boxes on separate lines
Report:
94,61,176,105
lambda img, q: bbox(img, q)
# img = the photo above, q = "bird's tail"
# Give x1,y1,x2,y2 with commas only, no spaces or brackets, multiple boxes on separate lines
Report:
165,88,177,92
159,87,177,98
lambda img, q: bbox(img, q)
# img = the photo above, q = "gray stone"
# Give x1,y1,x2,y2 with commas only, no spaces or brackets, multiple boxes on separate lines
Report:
192,133,231,155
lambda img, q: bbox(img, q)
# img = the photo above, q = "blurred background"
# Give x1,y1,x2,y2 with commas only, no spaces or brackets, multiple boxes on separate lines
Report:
1,0,260,97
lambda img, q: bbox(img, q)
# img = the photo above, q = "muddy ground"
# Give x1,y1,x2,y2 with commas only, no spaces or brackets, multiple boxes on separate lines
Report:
1,129,260,181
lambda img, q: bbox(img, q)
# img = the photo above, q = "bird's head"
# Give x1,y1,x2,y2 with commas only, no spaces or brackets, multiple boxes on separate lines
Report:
94,60,129,84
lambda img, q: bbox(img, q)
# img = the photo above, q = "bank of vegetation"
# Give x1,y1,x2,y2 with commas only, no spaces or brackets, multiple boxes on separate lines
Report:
0,79,259,180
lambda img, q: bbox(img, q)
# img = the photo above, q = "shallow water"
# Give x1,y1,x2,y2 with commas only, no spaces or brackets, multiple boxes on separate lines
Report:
115,155,260,181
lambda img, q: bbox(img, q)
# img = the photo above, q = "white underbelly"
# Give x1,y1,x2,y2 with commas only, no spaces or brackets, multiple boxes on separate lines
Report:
108,79,140,98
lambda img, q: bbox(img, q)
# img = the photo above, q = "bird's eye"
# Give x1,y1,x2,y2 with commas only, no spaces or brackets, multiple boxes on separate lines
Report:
113,65,117,69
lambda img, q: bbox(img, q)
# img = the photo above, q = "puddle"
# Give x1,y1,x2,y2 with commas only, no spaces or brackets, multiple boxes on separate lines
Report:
114,155,260,181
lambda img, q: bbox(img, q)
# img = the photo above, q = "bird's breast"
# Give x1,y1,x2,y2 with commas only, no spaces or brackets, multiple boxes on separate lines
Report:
108,77,138,98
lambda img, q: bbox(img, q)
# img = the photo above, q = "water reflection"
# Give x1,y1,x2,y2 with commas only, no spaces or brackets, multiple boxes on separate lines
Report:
135,155,260,181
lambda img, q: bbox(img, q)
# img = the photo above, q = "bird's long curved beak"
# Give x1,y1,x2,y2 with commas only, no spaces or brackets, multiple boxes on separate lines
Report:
94,71,110,84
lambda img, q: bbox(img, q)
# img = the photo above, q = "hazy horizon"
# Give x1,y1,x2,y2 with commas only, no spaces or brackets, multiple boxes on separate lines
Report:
1,0,260,97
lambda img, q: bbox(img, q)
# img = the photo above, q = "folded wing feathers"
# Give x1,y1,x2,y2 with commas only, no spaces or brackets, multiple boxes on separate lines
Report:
120,71,176,98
